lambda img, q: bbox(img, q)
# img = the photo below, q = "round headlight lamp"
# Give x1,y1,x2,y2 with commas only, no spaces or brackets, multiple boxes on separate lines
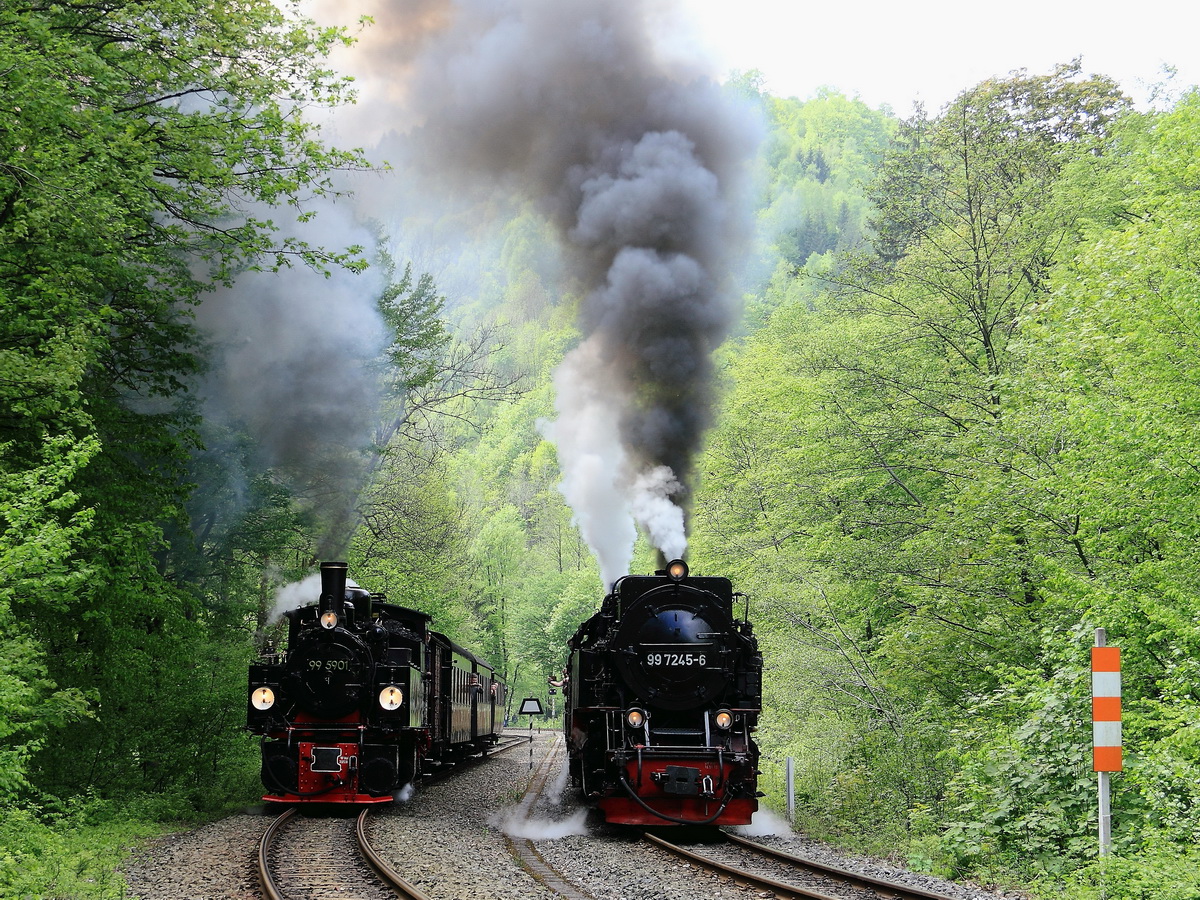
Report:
714,709,734,730
251,686,276,711
320,611,339,630
379,685,404,711
625,707,647,729
666,559,688,581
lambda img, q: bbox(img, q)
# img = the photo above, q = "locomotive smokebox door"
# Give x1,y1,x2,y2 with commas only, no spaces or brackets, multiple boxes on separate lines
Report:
655,765,702,796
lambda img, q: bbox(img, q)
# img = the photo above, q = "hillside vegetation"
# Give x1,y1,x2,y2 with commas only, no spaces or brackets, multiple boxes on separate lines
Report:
2,2,1199,895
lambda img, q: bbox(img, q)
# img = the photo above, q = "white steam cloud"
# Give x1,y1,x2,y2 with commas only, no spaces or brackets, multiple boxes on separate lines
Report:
630,466,687,562
493,806,590,840
731,806,794,837
268,573,322,623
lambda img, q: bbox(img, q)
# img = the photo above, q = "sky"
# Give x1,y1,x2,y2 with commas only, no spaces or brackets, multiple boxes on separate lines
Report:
671,0,1199,112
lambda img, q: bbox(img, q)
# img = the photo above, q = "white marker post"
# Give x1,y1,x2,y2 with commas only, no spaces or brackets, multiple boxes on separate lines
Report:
786,756,795,823
1092,628,1122,856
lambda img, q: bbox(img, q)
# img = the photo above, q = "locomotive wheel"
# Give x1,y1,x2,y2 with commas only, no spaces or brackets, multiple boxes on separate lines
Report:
262,746,298,794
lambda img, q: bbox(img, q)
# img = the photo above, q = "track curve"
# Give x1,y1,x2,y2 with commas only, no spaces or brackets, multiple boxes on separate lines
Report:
257,805,431,900
646,830,963,900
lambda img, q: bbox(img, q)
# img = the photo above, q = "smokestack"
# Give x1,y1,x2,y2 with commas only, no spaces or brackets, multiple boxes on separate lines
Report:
319,561,349,622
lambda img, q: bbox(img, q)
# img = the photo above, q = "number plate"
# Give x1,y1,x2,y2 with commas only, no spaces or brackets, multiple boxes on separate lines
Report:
642,647,712,667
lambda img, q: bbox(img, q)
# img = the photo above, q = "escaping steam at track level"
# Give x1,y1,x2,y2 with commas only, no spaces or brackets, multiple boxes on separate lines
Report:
381,0,761,586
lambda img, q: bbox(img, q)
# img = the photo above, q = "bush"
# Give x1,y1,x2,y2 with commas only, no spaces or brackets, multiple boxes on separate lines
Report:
0,801,158,900
1041,836,1200,900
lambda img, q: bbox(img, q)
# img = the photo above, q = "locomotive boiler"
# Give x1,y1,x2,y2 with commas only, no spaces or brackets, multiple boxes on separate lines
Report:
247,561,505,804
563,559,762,826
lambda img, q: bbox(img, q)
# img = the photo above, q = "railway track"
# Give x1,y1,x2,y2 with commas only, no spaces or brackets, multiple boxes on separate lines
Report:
502,732,598,900
645,830,962,900
258,806,428,900
256,735,531,900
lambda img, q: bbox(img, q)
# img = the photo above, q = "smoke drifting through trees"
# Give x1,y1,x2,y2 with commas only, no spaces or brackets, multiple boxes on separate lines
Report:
193,205,388,560
385,0,761,585
199,0,758,580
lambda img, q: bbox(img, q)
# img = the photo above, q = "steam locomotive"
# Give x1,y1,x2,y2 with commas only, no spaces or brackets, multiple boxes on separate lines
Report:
563,559,762,825
246,561,506,804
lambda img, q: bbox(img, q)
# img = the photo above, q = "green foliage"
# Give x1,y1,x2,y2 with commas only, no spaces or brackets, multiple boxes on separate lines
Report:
695,69,1200,894
749,89,894,309
0,799,161,900
1044,839,1200,900
0,0,371,826
0,434,99,801
941,636,1098,875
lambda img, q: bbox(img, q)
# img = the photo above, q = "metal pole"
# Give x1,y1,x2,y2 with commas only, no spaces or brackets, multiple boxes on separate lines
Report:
1098,771,1111,856
786,756,795,823
1096,627,1112,857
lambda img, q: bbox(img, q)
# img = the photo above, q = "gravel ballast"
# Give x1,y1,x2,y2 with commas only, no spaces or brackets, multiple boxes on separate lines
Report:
122,731,1028,900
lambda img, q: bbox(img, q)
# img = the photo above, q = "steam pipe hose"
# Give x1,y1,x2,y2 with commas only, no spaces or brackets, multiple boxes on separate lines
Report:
617,772,734,826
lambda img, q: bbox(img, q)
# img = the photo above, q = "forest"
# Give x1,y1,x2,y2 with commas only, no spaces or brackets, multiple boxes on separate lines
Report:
3,1,1200,898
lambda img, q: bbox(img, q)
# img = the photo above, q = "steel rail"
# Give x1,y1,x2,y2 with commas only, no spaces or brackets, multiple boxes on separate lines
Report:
503,734,598,900
643,831,843,900
256,807,296,900
487,735,531,756
355,808,432,900
724,832,961,900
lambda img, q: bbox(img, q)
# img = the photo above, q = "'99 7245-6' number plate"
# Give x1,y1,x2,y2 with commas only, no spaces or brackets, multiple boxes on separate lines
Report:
644,652,707,667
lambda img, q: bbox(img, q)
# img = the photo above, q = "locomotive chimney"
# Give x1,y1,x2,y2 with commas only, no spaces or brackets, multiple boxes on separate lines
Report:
319,561,348,623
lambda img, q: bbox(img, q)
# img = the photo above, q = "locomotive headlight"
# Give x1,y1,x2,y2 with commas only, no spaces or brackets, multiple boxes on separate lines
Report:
378,685,404,711
625,707,647,729
666,559,688,581
714,709,734,730
320,610,339,630
251,686,276,711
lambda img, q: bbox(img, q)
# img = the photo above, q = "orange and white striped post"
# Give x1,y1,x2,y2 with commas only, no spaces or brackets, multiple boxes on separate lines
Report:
1092,628,1121,856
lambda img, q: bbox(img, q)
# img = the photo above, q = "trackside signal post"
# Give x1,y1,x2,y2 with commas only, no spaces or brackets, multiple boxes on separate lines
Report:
1092,628,1122,856
519,697,543,770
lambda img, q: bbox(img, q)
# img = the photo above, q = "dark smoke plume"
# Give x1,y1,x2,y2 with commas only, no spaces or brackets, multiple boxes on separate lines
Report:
193,203,388,560
329,0,761,586
293,0,761,585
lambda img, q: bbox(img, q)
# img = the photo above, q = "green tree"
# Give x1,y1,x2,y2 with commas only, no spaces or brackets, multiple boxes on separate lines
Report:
1011,92,1200,854
693,64,1135,864
1,0,369,806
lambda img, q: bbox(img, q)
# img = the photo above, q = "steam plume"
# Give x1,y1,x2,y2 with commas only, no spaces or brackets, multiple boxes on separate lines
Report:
383,0,761,585
267,573,322,623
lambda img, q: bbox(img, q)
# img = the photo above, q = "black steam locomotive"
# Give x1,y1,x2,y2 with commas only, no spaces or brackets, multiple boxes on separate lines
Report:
247,561,506,804
563,559,762,825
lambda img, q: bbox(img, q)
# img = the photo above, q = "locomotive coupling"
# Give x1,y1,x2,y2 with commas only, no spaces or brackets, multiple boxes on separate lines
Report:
651,765,714,798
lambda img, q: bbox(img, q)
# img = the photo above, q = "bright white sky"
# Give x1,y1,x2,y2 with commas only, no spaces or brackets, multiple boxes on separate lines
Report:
672,0,1199,111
